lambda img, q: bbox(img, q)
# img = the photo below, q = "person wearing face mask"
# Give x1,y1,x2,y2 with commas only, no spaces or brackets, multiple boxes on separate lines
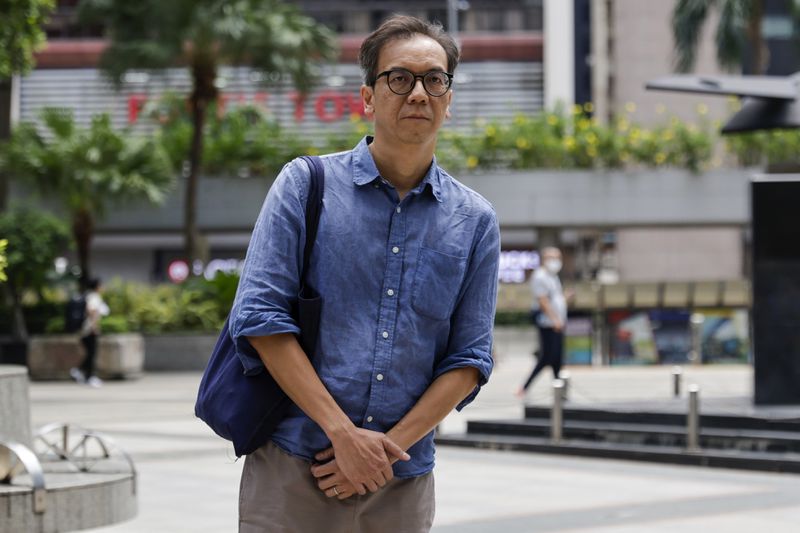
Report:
516,247,568,397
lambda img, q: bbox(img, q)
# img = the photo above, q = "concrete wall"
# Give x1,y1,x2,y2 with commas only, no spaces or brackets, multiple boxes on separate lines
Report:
617,227,743,282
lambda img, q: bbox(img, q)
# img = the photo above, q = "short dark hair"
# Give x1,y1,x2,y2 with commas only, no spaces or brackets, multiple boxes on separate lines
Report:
359,15,460,86
87,278,101,291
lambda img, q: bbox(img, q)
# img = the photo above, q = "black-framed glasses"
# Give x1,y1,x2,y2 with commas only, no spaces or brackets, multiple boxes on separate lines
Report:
374,68,453,97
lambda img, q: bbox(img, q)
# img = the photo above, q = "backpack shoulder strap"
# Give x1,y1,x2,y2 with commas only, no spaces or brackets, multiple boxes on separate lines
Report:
298,156,325,282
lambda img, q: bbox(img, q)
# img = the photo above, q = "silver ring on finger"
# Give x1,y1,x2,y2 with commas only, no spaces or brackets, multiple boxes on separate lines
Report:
333,486,340,496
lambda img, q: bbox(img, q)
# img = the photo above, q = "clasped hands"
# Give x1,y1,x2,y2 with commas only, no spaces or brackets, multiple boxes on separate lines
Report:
310,427,409,500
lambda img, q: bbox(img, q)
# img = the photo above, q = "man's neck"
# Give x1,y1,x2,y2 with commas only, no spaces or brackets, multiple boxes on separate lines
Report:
368,137,435,199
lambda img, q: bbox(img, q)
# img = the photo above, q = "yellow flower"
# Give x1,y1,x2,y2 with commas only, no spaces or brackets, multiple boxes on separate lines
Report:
630,128,641,139
661,130,674,141
564,136,576,150
578,118,591,130
655,104,666,115
586,132,598,145
516,137,530,149
467,155,479,168
349,113,362,123
625,102,637,114
587,147,598,158
583,102,594,113
655,152,667,164
546,114,559,126
572,104,583,115
617,119,630,132
696,103,709,115
485,125,497,137
357,123,369,135
307,146,319,155
514,115,528,126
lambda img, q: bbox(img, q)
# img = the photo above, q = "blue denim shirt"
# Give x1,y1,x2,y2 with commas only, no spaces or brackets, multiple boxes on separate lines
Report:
230,137,500,478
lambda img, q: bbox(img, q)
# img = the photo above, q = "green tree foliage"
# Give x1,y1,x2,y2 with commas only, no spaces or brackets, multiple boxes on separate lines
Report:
79,0,338,266
145,94,310,177
0,207,69,339
0,239,7,282
0,0,55,78
1,108,174,283
672,0,768,74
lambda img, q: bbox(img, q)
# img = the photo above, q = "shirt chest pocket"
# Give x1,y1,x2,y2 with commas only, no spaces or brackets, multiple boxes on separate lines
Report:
412,247,468,320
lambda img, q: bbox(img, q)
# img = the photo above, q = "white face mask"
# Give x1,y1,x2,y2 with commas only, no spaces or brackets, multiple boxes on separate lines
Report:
544,258,562,274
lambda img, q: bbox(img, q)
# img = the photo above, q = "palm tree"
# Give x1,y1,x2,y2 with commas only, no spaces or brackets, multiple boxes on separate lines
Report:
0,0,55,210
2,108,174,285
672,0,766,74
79,0,338,266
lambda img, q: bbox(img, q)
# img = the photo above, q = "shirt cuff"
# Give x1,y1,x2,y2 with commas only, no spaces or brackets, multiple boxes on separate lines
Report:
432,348,494,411
230,312,301,376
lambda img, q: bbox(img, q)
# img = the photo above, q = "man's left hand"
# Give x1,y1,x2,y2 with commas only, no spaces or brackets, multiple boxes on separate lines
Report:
311,455,359,500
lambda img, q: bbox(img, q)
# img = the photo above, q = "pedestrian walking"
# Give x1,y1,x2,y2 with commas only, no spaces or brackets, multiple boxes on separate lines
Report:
69,278,109,388
517,247,567,397
230,15,500,533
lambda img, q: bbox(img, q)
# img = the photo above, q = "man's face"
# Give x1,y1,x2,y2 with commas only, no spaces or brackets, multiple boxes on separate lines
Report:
361,35,453,147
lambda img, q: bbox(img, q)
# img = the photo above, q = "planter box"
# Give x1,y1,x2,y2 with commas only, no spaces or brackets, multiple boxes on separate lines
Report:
144,334,217,371
27,334,144,380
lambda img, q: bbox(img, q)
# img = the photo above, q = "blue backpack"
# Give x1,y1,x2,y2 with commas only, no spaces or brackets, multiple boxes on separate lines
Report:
195,156,324,457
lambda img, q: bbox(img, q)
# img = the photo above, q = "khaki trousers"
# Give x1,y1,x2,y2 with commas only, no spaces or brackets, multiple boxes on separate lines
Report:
239,441,435,533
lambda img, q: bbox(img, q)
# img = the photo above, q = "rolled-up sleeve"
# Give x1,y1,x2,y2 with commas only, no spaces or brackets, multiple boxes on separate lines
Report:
433,210,500,410
229,159,309,375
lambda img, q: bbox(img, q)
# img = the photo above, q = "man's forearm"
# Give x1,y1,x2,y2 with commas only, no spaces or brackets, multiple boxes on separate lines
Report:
247,333,353,439
386,366,480,452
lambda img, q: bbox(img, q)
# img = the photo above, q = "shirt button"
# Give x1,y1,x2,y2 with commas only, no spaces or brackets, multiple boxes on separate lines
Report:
392,246,400,254
367,416,373,423
387,289,395,296
381,331,389,339
376,374,384,381
396,206,402,214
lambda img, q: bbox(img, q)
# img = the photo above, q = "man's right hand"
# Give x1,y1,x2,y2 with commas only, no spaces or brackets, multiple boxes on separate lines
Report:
325,427,410,495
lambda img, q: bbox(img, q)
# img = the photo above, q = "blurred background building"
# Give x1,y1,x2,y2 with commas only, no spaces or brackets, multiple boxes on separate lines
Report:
8,0,800,366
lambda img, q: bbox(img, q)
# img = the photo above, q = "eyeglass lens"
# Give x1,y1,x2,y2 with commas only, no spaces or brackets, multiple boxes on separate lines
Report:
386,69,451,96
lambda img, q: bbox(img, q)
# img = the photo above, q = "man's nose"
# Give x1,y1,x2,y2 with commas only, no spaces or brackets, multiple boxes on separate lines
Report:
406,78,429,102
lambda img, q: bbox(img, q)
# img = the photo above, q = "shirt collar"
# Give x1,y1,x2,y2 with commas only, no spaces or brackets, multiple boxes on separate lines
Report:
352,136,444,203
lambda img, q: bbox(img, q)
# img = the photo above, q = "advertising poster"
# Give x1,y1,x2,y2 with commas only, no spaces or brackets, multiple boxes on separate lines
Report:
697,308,750,363
564,315,593,365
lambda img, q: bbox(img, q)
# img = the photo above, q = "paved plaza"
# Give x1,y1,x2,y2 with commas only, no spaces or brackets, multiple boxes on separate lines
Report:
24,339,800,532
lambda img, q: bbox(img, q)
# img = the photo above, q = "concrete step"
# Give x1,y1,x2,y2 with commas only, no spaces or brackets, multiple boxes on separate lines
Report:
468,419,800,453
524,405,800,432
435,433,800,474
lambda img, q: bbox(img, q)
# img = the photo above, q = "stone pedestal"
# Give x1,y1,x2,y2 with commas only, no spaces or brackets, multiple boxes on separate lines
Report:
0,366,32,446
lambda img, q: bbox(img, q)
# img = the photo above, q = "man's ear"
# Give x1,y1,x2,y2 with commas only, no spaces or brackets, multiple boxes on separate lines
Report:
361,85,375,119
445,91,453,119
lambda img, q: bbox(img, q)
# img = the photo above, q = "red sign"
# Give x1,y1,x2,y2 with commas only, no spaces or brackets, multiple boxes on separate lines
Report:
127,91,366,124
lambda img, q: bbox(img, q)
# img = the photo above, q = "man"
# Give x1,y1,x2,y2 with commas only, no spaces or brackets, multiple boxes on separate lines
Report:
230,15,500,533
69,278,109,388
517,247,567,396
